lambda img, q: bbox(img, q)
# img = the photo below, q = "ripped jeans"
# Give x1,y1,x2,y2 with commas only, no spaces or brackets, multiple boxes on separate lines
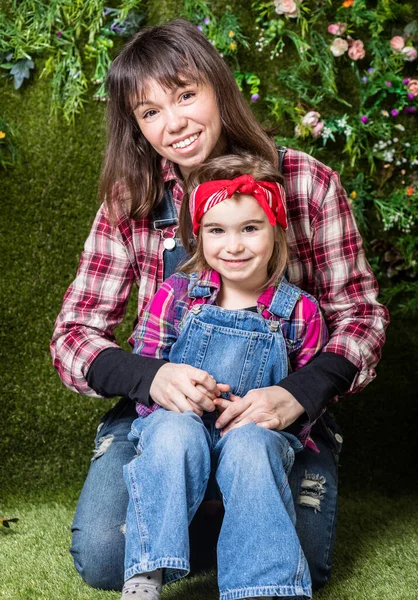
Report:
70,400,342,592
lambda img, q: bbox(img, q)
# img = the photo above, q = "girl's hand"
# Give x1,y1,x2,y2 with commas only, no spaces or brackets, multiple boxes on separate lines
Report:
150,363,230,416
213,386,305,436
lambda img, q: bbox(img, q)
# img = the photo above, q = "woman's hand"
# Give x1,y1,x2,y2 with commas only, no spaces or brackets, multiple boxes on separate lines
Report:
213,386,305,435
150,363,230,416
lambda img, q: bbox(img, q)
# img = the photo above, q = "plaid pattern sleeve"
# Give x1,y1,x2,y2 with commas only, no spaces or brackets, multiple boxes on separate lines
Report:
132,274,190,360
50,204,136,396
311,171,388,392
283,149,389,394
285,294,329,371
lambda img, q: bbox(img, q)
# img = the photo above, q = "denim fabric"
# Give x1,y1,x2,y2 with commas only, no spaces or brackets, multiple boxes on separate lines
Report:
124,281,312,598
152,188,189,282
125,410,311,599
70,401,341,592
169,277,301,397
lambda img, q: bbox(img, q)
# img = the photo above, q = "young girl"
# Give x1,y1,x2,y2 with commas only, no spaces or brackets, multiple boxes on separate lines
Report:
121,154,329,600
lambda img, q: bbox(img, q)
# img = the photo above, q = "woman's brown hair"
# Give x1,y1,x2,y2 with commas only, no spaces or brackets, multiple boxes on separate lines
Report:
100,19,278,222
178,153,288,288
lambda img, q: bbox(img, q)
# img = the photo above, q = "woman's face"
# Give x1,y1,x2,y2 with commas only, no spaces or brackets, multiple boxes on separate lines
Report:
133,79,224,177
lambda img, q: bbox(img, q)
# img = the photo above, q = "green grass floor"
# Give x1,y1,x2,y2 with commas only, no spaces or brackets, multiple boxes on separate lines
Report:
1,491,417,599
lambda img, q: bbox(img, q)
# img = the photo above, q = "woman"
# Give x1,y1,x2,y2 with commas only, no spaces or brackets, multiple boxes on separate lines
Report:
51,18,389,593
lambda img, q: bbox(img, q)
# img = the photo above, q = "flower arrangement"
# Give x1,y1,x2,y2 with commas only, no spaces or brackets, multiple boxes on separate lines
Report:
1,0,417,312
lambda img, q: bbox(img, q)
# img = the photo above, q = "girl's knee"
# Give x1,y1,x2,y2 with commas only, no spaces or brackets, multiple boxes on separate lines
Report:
143,410,210,459
223,422,287,453
219,424,292,473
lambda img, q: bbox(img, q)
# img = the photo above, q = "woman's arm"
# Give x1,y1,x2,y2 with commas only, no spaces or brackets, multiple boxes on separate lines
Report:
214,154,390,433
310,170,389,392
50,204,136,396
277,293,357,422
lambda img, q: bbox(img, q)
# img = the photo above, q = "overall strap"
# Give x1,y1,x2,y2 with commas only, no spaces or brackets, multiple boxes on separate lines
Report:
187,272,212,299
150,187,178,229
267,276,301,319
278,146,288,174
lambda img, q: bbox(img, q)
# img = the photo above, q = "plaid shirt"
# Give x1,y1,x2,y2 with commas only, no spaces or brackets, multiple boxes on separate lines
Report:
51,149,389,397
132,270,329,418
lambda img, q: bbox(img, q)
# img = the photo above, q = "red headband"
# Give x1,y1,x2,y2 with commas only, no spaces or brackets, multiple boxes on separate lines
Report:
189,174,287,235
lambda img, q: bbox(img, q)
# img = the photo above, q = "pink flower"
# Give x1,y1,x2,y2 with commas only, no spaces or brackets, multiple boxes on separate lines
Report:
390,36,405,52
407,79,418,97
328,22,347,35
348,39,366,61
274,0,299,18
302,111,321,127
330,37,349,57
312,121,325,138
401,46,417,62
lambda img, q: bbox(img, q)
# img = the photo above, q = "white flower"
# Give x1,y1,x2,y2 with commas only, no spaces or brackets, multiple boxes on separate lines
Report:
330,38,349,57
395,124,406,131
336,116,348,127
322,126,333,141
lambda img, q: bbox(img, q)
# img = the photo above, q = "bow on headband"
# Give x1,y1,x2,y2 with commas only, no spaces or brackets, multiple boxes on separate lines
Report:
189,174,287,235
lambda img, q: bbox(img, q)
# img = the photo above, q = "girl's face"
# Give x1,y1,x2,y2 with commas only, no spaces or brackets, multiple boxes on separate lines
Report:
134,79,224,178
200,194,276,292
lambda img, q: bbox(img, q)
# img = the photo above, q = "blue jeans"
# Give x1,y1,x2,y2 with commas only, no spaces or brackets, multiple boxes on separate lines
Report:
124,409,311,599
70,398,341,592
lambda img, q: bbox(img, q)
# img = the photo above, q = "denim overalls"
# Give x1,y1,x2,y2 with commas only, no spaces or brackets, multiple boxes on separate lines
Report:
124,277,312,598
169,273,302,397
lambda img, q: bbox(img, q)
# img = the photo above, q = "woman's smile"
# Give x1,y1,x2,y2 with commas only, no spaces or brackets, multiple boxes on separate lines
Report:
171,132,201,150
134,80,223,177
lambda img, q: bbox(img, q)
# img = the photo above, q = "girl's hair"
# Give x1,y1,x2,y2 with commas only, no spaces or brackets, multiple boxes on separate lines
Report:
99,19,278,222
179,153,288,288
